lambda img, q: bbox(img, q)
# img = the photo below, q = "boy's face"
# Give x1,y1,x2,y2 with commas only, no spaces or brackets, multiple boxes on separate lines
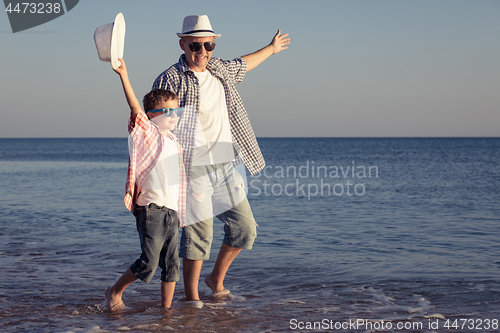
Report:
147,98,180,131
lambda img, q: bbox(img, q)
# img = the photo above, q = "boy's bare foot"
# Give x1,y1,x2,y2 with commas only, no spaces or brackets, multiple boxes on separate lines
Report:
105,287,126,311
204,273,230,297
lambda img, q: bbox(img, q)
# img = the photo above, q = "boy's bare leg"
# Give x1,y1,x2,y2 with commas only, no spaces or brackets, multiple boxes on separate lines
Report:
161,281,176,308
183,258,203,301
205,243,241,294
105,267,137,311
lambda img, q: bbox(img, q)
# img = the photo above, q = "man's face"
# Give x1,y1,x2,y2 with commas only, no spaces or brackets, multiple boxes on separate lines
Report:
179,36,215,72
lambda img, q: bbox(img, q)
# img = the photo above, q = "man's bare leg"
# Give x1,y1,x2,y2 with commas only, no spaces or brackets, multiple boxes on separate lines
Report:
205,243,241,294
183,258,203,301
161,281,176,308
105,267,137,311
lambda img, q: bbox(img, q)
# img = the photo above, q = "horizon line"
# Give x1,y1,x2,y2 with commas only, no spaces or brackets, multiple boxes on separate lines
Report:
1,136,499,139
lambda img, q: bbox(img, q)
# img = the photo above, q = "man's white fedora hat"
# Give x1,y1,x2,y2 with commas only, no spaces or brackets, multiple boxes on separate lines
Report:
177,15,221,39
94,13,126,69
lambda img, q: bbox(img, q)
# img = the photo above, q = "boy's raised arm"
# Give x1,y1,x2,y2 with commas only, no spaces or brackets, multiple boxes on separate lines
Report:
114,58,141,119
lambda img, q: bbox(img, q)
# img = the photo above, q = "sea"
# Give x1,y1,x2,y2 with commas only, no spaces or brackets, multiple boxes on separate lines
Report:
0,137,499,333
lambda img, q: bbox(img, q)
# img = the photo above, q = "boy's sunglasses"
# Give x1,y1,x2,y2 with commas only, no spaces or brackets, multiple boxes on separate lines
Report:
149,108,184,118
188,41,216,52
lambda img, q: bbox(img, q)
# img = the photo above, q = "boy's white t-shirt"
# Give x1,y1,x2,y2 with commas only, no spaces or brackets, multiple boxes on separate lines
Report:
192,70,235,166
136,136,179,211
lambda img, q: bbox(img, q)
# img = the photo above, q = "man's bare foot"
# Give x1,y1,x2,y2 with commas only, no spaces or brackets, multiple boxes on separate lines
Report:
204,273,230,297
105,287,126,311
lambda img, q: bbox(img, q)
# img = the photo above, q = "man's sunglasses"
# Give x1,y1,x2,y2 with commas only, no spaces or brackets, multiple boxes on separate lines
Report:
188,41,216,52
149,108,184,118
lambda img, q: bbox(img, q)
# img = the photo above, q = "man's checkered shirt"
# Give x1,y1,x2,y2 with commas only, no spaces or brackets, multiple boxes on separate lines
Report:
152,55,266,181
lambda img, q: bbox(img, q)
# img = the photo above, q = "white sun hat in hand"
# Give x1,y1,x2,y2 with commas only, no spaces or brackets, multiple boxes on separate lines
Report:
94,13,126,69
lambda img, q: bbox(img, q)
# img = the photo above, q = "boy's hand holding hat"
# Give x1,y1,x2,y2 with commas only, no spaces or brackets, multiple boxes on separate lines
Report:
94,13,126,70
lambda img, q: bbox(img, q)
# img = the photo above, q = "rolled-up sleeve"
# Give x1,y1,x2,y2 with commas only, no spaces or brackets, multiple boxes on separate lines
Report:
223,58,247,84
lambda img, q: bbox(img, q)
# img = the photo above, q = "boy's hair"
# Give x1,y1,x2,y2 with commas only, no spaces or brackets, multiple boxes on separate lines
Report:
142,89,178,112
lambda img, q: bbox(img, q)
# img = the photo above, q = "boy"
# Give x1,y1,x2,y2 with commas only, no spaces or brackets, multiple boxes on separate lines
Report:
105,58,186,311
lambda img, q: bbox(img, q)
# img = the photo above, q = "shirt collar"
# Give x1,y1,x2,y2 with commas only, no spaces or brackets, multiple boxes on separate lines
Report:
178,54,191,74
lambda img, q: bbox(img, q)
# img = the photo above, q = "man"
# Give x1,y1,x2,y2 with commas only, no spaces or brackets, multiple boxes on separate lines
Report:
152,15,290,303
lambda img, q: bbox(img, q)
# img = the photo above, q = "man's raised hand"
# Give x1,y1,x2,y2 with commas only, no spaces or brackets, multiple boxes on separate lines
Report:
270,29,290,54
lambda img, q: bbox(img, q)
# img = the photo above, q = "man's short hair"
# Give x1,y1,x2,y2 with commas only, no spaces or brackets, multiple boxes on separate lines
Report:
142,89,178,112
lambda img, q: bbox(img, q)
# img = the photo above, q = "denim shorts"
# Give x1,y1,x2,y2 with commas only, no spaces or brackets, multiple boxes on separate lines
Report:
180,162,258,260
130,203,180,283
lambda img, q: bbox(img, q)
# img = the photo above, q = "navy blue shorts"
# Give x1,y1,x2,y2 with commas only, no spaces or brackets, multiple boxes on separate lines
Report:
130,203,180,283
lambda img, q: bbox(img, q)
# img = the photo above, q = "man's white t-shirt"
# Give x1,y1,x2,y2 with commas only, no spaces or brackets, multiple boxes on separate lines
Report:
136,137,180,211
192,70,235,166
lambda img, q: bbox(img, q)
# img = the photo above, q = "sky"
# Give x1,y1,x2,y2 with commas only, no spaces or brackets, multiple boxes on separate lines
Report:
1,0,499,138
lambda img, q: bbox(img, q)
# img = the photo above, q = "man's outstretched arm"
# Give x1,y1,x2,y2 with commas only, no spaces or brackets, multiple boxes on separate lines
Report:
241,29,290,72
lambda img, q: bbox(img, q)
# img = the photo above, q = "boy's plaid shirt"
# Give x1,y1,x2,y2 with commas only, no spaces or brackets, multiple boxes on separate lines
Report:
124,110,187,227
152,56,266,184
